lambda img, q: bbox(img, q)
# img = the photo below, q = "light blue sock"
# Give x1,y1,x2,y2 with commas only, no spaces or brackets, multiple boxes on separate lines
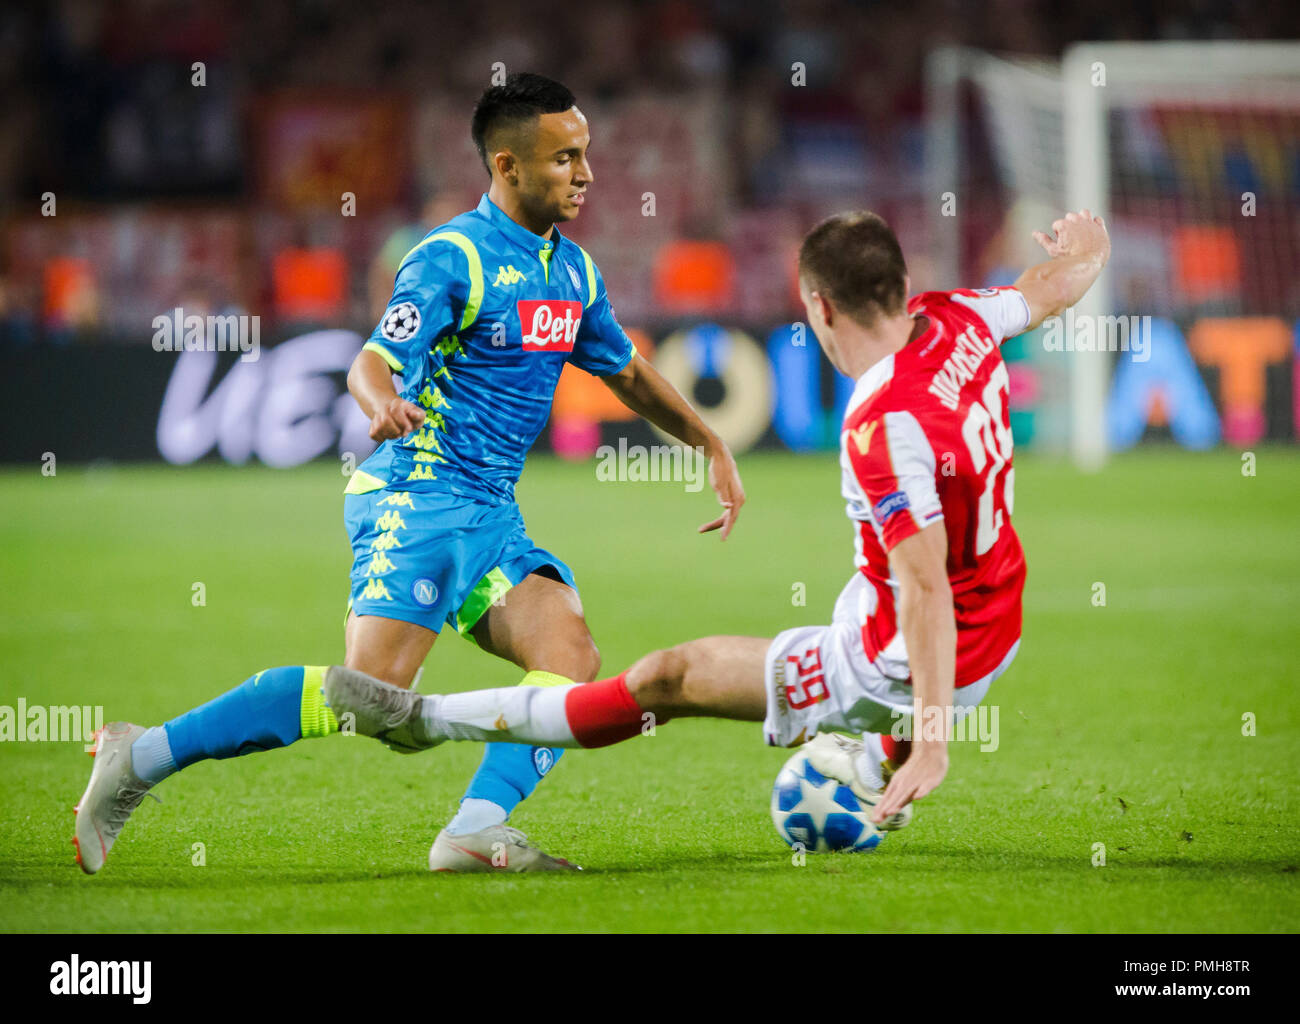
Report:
129,666,336,786
445,742,564,835
131,726,177,787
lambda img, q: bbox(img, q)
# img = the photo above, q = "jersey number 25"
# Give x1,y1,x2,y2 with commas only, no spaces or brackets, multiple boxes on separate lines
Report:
960,363,1014,555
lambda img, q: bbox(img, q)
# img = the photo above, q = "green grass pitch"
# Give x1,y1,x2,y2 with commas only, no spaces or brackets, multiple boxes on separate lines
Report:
0,450,1296,933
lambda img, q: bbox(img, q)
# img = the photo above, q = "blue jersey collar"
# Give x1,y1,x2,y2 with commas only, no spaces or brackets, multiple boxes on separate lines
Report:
476,193,564,254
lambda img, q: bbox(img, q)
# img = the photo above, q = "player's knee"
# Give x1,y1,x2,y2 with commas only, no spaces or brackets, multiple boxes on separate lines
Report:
626,645,688,716
576,637,602,681
343,649,413,688
538,634,600,682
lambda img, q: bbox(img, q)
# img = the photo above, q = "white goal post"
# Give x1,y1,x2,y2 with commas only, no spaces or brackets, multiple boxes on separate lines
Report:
927,41,1300,469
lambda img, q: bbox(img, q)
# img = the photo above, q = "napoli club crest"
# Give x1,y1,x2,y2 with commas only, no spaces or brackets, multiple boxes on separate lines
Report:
533,747,555,776
411,578,438,607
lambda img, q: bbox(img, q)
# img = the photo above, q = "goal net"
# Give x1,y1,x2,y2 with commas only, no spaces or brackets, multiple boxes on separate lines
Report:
927,42,1300,467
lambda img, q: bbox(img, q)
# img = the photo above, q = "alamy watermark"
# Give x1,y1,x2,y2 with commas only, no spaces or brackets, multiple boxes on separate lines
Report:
1042,310,1151,363
50,956,151,1004
595,439,706,493
0,700,104,749
890,700,1000,752
152,307,260,362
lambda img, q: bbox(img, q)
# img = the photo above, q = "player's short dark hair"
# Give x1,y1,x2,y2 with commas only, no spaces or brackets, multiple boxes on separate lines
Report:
471,73,577,174
798,211,908,327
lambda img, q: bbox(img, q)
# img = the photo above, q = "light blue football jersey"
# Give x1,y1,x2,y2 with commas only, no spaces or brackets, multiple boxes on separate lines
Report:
351,193,635,504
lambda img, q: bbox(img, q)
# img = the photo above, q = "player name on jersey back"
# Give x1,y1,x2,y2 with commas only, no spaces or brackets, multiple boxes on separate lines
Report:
927,324,1000,410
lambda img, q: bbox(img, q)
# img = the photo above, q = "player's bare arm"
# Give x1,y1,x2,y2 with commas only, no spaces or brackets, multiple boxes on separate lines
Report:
1014,208,1111,330
872,522,956,823
603,355,746,539
346,347,426,441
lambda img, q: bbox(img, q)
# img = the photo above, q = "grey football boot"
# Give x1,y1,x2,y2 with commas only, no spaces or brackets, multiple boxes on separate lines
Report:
323,665,443,753
73,722,154,873
428,825,581,873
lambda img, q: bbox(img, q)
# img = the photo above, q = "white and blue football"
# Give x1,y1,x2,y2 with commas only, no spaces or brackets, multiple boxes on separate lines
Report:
770,747,884,853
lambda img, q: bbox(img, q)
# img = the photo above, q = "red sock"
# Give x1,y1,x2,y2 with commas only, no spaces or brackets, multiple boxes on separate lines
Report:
880,734,911,764
564,673,646,748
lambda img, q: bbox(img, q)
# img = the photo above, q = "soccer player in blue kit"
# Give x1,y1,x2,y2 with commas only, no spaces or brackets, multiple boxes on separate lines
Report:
73,73,746,873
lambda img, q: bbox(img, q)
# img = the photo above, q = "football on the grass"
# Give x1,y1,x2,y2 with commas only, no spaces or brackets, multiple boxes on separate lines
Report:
770,747,884,853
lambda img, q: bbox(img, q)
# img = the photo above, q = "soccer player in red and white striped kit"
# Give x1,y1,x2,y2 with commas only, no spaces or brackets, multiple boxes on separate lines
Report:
326,207,1111,832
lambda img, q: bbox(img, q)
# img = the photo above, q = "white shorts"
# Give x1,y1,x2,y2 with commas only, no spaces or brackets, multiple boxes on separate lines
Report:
762,573,1019,747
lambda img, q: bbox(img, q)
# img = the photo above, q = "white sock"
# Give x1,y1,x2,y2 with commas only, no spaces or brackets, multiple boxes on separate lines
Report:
444,797,508,836
856,732,886,791
421,684,580,747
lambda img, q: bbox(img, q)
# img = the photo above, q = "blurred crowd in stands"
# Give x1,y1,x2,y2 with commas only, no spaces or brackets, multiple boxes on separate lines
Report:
1,0,1295,344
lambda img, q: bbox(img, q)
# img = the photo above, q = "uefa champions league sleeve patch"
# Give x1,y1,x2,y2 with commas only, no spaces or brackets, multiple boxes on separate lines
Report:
873,490,911,525
381,302,421,342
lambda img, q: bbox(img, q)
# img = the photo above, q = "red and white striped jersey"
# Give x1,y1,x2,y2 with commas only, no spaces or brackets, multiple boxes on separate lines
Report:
839,287,1031,687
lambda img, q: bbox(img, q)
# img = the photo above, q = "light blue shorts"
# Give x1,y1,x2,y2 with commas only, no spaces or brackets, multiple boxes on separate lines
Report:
344,487,575,638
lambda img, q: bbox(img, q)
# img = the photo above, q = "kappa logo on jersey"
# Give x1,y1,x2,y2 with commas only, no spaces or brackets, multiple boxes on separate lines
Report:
873,490,911,524
361,578,393,600
493,265,526,286
381,302,421,342
518,299,582,352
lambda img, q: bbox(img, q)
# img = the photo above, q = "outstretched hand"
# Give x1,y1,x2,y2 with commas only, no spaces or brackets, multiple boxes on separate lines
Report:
699,445,746,540
870,744,949,824
1032,208,1110,264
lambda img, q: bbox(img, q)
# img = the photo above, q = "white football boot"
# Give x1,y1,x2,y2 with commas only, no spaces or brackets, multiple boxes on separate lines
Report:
323,665,443,753
73,722,156,873
428,825,581,873
804,731,912,831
